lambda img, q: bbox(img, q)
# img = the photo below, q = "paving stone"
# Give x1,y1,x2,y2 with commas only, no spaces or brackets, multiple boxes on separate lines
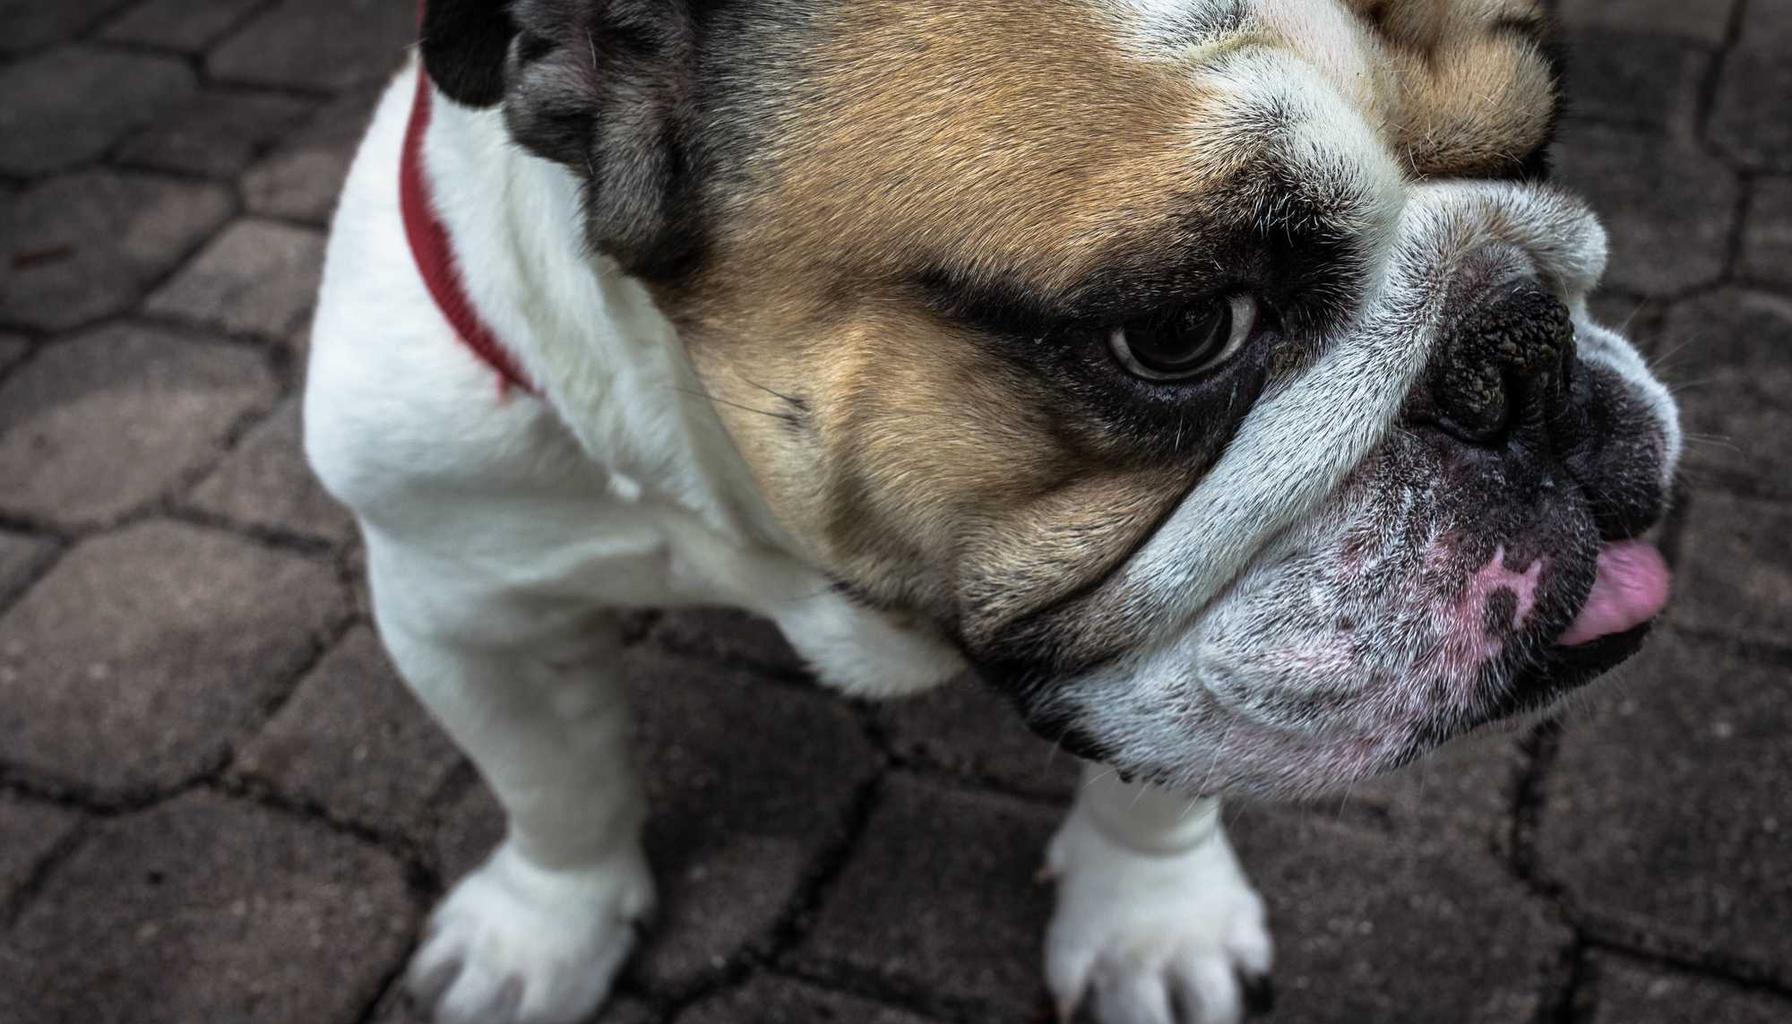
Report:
0,333,28,375
0,0,134,55
1671,492,1792,648
147,218,326,338
1330,729,1526,855
1537,632,1792,982
628,650,883,996
235,625,460,842
0,793,80,906
0,324,277,527
1552,122,1739,297
1230,809,1570,1024
1710,50,1792,174
1740,178,1792,291
644,607,808,677
1586,290,1668,357
877,675,1077,800
101,0,270,51
677,975,940,1024
1558,30,1708,134
1658,290,1792,498
378,989,655,1024
1587,953,1792,1024
209,0,416,92
429,770,502,884
1554,0,1738,47
190,398,358,543
118,90,314,177
0,521,343,800
0,791,414,1024
0,45,197,176
0,529,56,606
243,87,379,224
0,171,233,333
1709,4,1792,173
794,774,1057,1022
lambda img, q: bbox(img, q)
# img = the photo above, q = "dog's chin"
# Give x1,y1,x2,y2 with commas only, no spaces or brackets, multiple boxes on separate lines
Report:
1021,536,1671,801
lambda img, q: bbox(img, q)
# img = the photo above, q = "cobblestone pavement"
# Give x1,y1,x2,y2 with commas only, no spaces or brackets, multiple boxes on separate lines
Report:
1,1,1789,1022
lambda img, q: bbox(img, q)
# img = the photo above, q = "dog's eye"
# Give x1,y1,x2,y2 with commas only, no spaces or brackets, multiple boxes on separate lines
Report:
1108,296,1258,381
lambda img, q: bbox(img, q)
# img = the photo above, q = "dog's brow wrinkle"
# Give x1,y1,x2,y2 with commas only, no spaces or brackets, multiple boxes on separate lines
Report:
1105,0,1248,54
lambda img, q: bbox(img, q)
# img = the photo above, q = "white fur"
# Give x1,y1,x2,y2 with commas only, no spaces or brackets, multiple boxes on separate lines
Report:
408,841,652,1024
307,63,962,1024
1047,767,1271,1024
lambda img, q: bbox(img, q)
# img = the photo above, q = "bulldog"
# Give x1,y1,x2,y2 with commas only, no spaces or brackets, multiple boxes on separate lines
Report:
304,1,1682,1022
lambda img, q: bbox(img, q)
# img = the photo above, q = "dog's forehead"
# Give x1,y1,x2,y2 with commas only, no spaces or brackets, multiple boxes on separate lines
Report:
722,0,1409,293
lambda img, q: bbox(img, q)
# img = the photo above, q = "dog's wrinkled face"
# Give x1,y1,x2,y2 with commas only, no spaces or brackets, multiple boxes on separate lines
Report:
447,0,1681,796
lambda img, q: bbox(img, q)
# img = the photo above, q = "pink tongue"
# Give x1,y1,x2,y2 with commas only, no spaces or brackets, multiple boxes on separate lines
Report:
1558,540,1671,647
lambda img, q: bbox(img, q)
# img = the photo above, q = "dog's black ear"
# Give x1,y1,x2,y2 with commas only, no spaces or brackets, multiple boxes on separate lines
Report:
421,0,518,108
503,0,707,281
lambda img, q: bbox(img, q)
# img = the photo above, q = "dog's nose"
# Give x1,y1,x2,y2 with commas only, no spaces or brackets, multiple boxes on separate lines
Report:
1418,280,1575,447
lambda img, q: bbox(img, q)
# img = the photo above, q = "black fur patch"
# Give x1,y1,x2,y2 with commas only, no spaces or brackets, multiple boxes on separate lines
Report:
504,0,710,281
422,0,518,108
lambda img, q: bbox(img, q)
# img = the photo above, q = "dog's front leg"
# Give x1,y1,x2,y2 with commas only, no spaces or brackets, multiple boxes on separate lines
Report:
1045,764,1273,1024
366,535,651,1024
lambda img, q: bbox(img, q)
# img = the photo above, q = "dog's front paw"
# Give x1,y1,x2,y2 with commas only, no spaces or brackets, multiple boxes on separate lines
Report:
407,841,654,1024
1045,808,1272,1024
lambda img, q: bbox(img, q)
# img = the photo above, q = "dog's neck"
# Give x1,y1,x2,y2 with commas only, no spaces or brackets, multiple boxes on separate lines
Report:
419,82,786,549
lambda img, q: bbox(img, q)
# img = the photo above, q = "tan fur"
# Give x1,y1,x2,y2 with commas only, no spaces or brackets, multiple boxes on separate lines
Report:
654,0,1560,646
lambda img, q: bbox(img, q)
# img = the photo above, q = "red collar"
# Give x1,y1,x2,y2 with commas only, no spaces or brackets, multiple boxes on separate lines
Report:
400,68,537,395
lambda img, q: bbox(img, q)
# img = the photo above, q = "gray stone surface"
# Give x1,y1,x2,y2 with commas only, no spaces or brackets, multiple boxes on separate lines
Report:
793,774,1057,1022
1330,729,1527,855
189,398,358,543
1553,122,1740,296
1555,0,1739,47
0,324,277,527
118,90,314,177
1232,809,1571,1024
1588,954,1792,1024
0,0,133,55
877,675,1077,800
0,46,196,176
1741,178,1792,291
1672,492,1792,648
147,218,327,338
644,607,808,677
209,0,416,92
628,650,882,996
1558,31,1708,133
0,521,343,800
101,0,270,52
677,975,941,1024
0,529,56,607
378,990,654,1024
234,625,460,842
0,791,415,1024
1659,290,1792,498
1709,4,1792,173
242,87,380,224
0,170,233,332
428,770,505,884
1538,632,1792,982
0,793,80,906
0,333,28,376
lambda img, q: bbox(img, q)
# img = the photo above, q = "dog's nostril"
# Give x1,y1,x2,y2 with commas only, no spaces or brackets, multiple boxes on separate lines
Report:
1423,280,1574,447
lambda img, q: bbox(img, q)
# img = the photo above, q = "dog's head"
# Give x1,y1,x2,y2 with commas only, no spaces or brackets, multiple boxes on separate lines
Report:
432,0,1681,796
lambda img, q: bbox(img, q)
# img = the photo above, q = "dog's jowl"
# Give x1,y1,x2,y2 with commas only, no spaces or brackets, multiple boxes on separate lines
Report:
304,2,1680,1022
